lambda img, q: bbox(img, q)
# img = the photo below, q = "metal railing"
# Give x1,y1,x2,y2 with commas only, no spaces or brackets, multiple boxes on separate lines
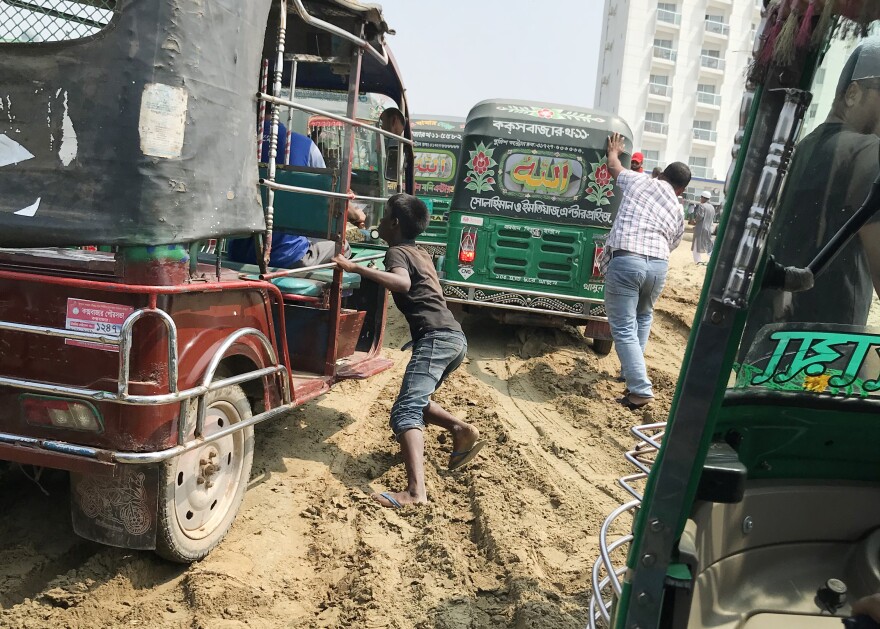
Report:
705,20,730,36
648,83,672,98
652,46,677,62
589,422,667,628
656,9,681,25
692,128,718,142
700,55,726,71
643,120,669,135
689,164,712,178
697,91,722,106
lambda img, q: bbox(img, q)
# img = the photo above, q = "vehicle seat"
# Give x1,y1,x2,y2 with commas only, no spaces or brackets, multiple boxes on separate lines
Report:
211,258,361,296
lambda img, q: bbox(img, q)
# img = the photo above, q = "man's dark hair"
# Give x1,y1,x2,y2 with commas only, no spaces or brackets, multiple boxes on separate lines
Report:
651,166,663,178
662,162,692,190
388,193,429,239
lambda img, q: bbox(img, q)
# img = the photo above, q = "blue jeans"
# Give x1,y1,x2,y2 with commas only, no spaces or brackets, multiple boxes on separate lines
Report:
390,330,467,440
604,254,668,398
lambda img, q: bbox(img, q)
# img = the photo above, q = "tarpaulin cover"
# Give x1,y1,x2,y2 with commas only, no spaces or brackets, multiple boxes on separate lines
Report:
0,0,272,247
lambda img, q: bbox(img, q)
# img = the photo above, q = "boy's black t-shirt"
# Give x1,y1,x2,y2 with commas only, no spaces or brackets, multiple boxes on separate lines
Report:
384,242,463,341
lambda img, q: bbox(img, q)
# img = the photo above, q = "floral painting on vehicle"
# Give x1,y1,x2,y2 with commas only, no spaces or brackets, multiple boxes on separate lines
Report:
585,157,615,206
464,142,497,193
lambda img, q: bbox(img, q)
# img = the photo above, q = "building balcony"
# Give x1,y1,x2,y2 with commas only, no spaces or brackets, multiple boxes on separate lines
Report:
652,46,677,65
656,9,681,29
700,55,726,73
696,91,722,109
689,164,713,179
648,82,672,101
704,19,730,40
643,120,669,136
692,128,718,144
707,0,732,6
643,159,661,172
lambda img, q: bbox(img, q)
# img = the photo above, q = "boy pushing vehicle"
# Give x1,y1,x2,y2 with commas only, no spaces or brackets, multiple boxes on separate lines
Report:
334,194,487,508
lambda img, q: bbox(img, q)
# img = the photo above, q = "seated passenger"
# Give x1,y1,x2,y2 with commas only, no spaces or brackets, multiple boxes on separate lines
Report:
228,122,365,268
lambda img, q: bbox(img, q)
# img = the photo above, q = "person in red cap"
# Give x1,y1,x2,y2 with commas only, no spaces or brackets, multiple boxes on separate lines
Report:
630,152,645,173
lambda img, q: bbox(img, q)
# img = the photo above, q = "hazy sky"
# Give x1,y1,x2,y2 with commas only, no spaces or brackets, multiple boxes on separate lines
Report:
377,1,606,117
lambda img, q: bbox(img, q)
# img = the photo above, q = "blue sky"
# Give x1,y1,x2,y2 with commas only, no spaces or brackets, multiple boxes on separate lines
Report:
378,1,606,117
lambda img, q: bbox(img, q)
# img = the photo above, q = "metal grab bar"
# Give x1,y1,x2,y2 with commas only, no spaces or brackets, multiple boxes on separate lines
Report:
194,328,287,439
0,402,294,466
118,308,178,398
258,93,413,146
256,252,386,281
289,0,390,66
258,178,391,204
0,319,122,346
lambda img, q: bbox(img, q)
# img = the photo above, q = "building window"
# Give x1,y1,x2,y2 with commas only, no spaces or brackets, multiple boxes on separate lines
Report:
697,83,721,106
649,74,672,97
693,120,717,142
688,156,712,179
653,38,677,61
657,2,681,25
642,150,661,172
700,48,725,71
644,112,668,135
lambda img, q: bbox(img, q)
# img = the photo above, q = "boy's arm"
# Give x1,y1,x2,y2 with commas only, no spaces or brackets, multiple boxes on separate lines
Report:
333,255,411,293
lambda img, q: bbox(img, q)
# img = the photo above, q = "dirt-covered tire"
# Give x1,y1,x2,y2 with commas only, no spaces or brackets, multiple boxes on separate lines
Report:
155,384,254,563
592,338,614,356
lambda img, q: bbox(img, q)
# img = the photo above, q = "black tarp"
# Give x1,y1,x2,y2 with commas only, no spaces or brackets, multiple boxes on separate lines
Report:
0,0,272,247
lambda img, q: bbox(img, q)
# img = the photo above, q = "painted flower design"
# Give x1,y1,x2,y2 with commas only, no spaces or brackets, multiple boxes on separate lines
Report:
595,164,611,187
586,157,615,206
537,108,554,119
472,152,490,175
464,142,497,193
803,374,831,393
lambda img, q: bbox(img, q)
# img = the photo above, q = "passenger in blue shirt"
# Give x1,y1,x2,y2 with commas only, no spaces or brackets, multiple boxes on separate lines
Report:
229,121,365,268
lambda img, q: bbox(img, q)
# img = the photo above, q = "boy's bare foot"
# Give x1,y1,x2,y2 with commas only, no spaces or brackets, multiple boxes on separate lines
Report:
371,490,428,509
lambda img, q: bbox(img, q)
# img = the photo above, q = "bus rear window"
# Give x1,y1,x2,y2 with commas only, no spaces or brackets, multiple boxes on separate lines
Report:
1,0,117,43
414,150,456,182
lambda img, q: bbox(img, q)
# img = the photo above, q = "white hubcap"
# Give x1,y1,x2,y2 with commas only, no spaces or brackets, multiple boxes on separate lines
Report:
172,400,244,539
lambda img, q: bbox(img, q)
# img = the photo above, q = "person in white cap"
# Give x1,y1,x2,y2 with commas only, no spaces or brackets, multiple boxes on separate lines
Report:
740,36,880,356
691,190,715,265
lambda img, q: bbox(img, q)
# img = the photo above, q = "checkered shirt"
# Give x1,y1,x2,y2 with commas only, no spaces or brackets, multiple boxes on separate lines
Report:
599,170,684,274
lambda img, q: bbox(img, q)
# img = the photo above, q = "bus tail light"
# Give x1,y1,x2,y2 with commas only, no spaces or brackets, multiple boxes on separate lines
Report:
592,244,604,277
21,395,103,433
459,229,477,264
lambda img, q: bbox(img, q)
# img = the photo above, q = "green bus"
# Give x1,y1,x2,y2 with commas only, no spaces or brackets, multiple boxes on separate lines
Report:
441,99,633,354
410,116,466,256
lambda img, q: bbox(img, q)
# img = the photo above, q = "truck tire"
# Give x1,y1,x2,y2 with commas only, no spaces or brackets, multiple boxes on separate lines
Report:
155,384,254,563
592,339,614,356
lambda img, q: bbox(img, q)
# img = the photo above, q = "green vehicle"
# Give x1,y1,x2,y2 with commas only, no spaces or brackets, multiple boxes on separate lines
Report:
441,100,633,354
410,116,466,256
591,7,880,629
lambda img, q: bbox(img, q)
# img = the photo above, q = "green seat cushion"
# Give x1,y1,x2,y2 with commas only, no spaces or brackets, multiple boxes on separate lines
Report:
301,268,361,289
270,277,324,297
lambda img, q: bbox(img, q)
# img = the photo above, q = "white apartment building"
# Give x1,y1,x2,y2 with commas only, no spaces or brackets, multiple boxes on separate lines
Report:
595,0,763,203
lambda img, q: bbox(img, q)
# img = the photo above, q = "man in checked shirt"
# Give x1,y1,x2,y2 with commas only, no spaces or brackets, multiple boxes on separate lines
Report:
599,133,691,409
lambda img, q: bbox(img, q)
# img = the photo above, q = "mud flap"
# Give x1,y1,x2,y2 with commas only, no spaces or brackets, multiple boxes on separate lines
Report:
70,465,159,550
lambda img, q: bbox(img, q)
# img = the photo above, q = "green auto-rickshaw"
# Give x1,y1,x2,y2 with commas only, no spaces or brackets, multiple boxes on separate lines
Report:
441,99,633,354
410,115,466,257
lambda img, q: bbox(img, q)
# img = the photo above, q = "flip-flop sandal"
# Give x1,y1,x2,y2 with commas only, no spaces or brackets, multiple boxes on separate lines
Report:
448,440,487,471
618,395,653,410
375,492,403,509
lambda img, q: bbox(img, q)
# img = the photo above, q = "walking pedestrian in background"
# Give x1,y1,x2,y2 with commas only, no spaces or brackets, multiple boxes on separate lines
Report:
691,190,715,265
598,133,690,409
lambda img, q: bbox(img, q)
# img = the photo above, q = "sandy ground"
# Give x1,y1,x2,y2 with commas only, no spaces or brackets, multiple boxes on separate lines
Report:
0,246,706,629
